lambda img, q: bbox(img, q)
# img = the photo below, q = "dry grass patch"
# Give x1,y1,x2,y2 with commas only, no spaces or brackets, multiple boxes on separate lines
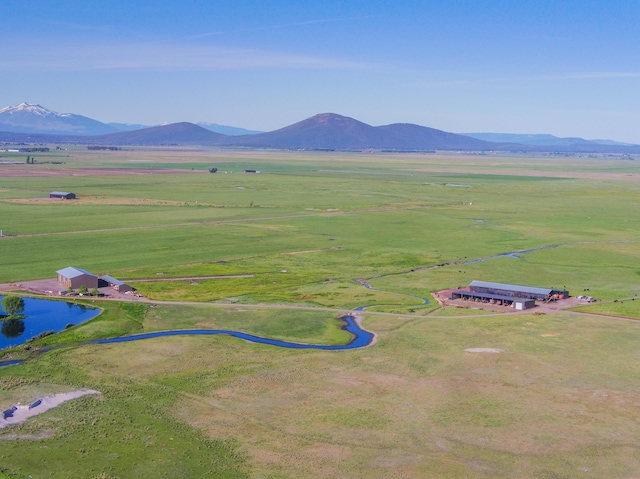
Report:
7,196,193,206
129,311,640,477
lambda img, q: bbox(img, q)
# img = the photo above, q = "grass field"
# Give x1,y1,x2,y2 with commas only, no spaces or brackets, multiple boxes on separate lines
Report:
1,148,640,478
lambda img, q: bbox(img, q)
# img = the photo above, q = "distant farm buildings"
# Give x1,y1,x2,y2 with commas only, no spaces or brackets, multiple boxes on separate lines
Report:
50,191,76,200
100,275,134,293
56,267,133,293
451,280,569,310
56,267,99,289
469,281,568,301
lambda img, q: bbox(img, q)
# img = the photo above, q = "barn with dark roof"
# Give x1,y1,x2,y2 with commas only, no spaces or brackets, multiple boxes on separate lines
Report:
101,275,134,293
451,280,568,310
50,191,76,199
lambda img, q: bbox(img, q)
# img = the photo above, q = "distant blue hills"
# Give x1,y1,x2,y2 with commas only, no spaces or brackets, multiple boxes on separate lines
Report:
0,103,638,153
462,132,633,148
0,103,262,137
108,121,262,136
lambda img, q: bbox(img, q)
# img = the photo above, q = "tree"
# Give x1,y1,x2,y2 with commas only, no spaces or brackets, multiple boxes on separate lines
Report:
78,285,89,295
91,287,99,296
2,295,25,317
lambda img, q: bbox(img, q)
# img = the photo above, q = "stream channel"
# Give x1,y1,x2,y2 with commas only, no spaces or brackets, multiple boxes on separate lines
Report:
0,245,557,366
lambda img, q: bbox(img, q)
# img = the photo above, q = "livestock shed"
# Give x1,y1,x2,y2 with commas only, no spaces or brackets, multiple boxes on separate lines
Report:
50,191,76,199
451,290,536,310
56,266,98,289
100,275,134,293
469,280,568,301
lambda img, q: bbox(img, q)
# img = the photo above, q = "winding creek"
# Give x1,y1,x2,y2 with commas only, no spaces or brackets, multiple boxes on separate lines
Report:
1,314,373,368
460,244,559,264
92,314,373,350
0,245,559,367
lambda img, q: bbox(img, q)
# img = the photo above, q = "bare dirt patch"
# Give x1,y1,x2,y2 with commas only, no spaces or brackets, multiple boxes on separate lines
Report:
464,348,504,353
0,278,62,295
0,278,144,302
0,429,56,440
434,288,513,313
0,166,203,177
410,167,640,181
7,196,193,206
281,247,341,255
0,389,100,429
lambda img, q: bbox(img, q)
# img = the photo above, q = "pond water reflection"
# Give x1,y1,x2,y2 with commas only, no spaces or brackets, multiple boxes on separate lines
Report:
0,296,100,350
2,319,25,338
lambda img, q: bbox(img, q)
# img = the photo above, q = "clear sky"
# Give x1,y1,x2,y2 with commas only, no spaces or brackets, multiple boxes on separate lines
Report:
2,0,639,142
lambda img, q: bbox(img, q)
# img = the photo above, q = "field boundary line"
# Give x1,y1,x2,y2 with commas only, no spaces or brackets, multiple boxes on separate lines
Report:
4,205,430,238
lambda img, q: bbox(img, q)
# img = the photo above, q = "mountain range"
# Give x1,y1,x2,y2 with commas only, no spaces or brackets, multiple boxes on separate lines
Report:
107,121,262,136
1,103,638,153
463,132,633,147
0,103,261,137
0,103,116,135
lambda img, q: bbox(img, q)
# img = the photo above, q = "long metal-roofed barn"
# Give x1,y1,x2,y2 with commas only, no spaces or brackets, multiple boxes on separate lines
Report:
451,290,536,310
469,281,568,301
56,266,98,289
451,280,568,310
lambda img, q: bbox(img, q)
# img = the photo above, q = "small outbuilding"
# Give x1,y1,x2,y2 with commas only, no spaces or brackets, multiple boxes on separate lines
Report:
56,266,98,289
50,191,76,200
100,275,134,293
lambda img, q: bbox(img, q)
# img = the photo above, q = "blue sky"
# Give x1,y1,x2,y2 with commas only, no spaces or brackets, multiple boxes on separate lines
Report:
2,0,639,142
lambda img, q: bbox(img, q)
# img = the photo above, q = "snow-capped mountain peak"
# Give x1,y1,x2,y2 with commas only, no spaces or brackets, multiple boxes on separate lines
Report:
0,102,114,135
0,102,71,118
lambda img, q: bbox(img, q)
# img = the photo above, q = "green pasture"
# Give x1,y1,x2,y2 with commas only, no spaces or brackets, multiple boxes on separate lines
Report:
1,149,640,477
572,299,640,319
371,241,640,307
3,304,640,477
2,156,639,308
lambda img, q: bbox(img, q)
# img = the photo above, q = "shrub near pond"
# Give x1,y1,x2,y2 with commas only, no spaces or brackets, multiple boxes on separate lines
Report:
1,295,25,319
26,330,56,343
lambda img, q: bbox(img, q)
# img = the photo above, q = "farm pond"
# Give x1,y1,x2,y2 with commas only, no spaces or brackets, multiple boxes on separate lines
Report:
0,296,100,350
